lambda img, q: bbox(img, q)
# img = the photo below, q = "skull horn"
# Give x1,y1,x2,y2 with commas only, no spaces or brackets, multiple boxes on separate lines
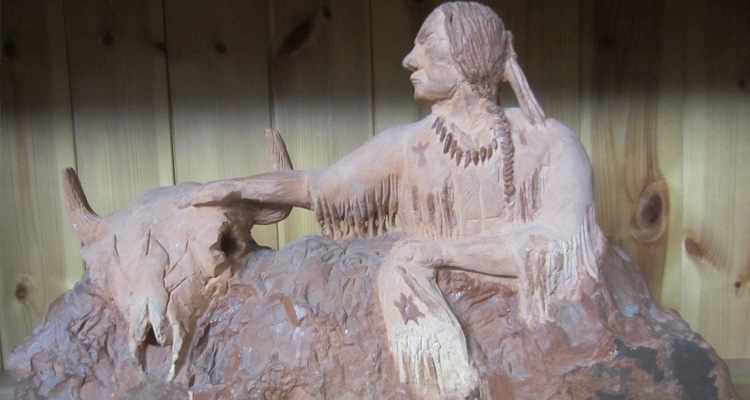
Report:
265,128,293,172
62,168,101,245
254,129,293,225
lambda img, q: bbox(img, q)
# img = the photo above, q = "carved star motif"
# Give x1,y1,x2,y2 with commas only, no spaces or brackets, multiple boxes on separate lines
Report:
394,293,425,325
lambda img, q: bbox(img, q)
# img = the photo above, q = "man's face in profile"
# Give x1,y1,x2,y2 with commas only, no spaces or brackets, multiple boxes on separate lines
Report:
402,10,463,103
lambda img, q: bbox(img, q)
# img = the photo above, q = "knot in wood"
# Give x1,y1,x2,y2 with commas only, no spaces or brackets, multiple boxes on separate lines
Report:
683,238,705,262
102,32,114,47
630,180,668,243
277,16,314,58
3,39,17,59
214,41,227,54
15,282,30,300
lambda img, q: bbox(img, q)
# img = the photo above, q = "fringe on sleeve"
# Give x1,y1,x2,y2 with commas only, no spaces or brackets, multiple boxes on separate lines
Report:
518,205,606,326
312,174,400,239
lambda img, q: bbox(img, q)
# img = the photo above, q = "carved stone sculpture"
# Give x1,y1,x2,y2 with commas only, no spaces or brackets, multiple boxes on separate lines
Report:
8,2,740,399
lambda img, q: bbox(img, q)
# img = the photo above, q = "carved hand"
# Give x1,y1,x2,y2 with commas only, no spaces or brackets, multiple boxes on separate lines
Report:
390,237,448,268
181,180,242,207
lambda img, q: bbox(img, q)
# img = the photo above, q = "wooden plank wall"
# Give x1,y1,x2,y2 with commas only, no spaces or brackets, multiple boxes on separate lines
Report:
1,0,748,390
164,0,278,247
270,0,373,246
1,0,81,370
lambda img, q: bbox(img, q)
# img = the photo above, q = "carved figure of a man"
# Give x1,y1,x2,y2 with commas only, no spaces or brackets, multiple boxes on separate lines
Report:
188,2,605,397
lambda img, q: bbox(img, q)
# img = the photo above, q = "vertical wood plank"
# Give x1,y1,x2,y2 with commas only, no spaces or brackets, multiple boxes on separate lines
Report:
1,0,4,371
64,0,173,217
270,0,373,246
487,0,582,133
164,0,278,248
726,359,750,399
650,0,686,311
1,0,3,369
0,370,12,396
681,0,750,358
0,0,81,367
579,0,681,302
371,0,437,134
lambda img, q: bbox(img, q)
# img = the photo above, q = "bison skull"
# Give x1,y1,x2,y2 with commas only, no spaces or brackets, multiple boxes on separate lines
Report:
62,129,292,380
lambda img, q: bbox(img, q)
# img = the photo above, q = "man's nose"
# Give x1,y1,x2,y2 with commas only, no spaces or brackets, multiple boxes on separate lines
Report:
402,49,418,71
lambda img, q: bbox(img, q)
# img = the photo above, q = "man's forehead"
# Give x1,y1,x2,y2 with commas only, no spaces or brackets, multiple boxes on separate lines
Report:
417,9,446,41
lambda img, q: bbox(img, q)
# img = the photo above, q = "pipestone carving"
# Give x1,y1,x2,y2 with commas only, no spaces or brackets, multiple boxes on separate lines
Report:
8,2,740,399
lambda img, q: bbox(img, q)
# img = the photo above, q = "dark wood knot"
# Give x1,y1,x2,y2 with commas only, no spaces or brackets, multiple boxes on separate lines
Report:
3,39,17,58
214,41,227,54
598,35,615,51
277,16,314,58
102,32,114,47
630,180,668,243
684,238,705,261
15,282,30,300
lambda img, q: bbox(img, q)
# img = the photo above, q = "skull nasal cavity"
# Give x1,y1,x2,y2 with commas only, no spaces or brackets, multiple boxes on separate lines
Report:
220,233,241,256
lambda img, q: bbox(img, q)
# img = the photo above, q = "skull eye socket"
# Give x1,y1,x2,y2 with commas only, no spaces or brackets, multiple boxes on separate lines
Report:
219,232,241,257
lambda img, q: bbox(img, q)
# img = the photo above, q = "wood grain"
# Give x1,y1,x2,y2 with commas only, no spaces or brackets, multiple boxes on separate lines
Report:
0,0,82,367
579,0,680,303
1,0,3,369
164,0,278,248
726,358,750,399
0,370,12,399
680,0,750,358
488,0,582,132
647,0,687,312
269,0,373,246
371,0,436,134
64,0,174,217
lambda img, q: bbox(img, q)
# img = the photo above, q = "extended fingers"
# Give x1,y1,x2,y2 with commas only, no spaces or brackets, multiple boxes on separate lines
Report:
190,181,242,207
392,238,444,267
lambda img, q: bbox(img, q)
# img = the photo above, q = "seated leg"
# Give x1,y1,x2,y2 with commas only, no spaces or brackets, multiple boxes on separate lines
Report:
377,247,479,398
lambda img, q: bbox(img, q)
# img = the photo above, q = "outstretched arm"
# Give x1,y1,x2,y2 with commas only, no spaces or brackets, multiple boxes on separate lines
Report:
188,169,315,209
186,126,407,216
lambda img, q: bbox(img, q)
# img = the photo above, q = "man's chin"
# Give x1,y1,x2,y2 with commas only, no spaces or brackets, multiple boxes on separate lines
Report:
411,86,449,104
412,90,432,104
411,97,432,107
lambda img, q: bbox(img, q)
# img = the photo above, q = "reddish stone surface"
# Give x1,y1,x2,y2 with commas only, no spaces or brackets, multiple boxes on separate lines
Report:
8,233,739,399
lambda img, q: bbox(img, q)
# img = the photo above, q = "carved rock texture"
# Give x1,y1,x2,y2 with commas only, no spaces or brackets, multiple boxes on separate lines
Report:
8,234,739,399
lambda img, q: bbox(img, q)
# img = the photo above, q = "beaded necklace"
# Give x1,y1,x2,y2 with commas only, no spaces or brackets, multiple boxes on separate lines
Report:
431,111,516,201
